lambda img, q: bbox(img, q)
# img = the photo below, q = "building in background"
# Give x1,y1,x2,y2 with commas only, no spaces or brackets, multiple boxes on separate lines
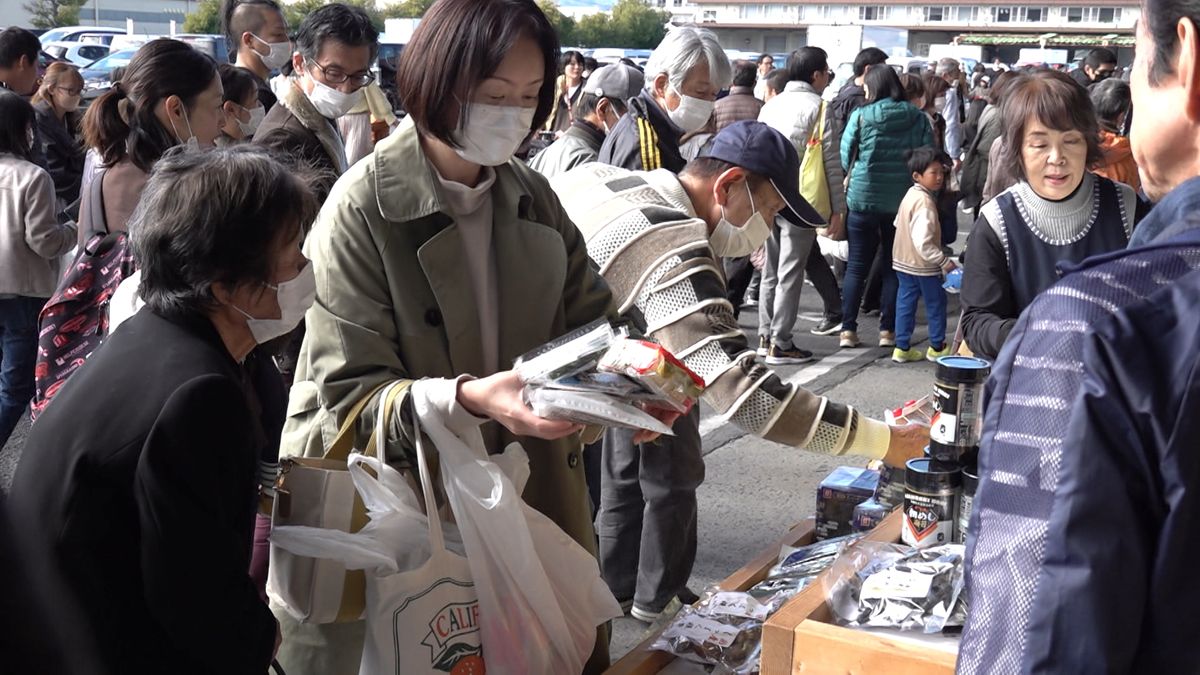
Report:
691,0,1136,64
2,0,195,38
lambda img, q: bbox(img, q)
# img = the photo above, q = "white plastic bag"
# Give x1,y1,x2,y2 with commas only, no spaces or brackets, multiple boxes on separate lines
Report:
410,379,622,675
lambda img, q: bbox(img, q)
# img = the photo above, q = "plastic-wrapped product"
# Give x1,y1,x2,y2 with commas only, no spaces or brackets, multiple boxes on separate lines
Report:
526,388,674,435
651,588,792,674
597,337,705,413
514,319,619,384
827,542,967,634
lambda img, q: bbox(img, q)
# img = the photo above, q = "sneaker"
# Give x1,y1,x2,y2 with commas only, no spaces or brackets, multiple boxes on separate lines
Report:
892,347,924,363
677,587,701,606
766,344,815,365
810,317,843,336
926,344,952,362
756,335,769,357
630,603,662,623
839,330,861,348
879,331,896,348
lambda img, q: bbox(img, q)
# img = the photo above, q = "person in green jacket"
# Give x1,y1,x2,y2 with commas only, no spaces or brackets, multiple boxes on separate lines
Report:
838,65,933,349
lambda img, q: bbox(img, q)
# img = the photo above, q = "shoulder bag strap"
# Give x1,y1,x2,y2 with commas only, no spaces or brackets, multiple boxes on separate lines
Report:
322,380,396,461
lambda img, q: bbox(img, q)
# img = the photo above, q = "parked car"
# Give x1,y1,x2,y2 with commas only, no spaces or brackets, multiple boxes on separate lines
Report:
174,33,230,64
79,48,137,107
38,26,125,46
42,41,111,67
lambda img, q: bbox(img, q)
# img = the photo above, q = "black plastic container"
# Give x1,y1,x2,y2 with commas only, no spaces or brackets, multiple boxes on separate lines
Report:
902,457,962,548
956,464,979,544
930,356,991,462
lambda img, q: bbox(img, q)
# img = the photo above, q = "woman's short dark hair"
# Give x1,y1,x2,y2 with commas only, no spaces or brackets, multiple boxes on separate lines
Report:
131,145,317,320
396,0,560,147
865,64,906,103
561,50,584,71
998,69,1105,181
218,63,258,107
83,39,218,173
900,72,925,103
1090,77,1132,131
921,71,950,100
0,91,36,160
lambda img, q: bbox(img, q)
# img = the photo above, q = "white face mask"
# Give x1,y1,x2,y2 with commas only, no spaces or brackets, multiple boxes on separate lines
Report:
710,182,772,258
169,105,200,151
307,77,363,119
238,104,266,137
452,102,535,167
667,88,714,134
251,34,292,71
235,262,316,344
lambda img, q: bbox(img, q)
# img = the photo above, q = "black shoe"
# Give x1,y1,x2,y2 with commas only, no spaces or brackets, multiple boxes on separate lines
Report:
766,344,815,365
810,317,844,336
677,587,701,606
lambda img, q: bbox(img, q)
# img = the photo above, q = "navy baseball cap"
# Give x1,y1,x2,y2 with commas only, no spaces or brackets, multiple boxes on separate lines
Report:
699,120,825,228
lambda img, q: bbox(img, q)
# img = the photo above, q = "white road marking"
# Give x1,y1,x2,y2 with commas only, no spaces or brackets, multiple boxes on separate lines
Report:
698,348,871,437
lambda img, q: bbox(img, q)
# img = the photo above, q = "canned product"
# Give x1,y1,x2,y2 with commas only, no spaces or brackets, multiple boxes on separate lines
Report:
956,464,979,544
902,458,961,548
930,356,991,463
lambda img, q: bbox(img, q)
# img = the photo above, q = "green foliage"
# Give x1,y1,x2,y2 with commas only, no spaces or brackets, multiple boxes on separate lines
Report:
381,0,435,20
182,0,222,35
283,0,385,31
537,0,576,47
22,0,87,29
570,0,668,49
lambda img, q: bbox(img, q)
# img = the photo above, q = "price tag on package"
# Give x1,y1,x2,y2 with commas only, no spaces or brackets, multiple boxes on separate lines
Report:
860,568,934,600
662,615,742,648
707,592,771,620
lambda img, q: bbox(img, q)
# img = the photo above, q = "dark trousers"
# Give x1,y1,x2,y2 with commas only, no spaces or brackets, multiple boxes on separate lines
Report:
723,256,754,319
597,406,703,611
842,211,898,333
895,272,948,351
0,296,45,448
805,243,843,320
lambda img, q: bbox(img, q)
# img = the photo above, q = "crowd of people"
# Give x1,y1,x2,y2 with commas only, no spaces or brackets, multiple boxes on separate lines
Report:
0,0,1198,672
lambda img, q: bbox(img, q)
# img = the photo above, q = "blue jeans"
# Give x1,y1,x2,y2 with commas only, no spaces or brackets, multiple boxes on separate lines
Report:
841,211,898,333
0,296,45,448
895,272,947,351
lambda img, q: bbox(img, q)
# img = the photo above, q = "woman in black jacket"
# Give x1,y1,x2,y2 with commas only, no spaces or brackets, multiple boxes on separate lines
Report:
30,62,85,208
7,145,317,674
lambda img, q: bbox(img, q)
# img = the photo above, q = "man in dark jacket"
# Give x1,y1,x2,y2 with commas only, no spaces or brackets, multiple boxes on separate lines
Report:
599,26,731,173
254,3,378,205
1070,46,1118,89
959,7,1200,671
713,61,763,131
829,47,888,149
223,0,291,112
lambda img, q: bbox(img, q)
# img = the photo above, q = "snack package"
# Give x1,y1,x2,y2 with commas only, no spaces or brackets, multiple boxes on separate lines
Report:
826,542,967,634
885,395,936,427
748,534,858,600
514,319,619,385
943,267,963,294
815,467,880,540
597,337,705,413
651,587,792,675
526,388,674,436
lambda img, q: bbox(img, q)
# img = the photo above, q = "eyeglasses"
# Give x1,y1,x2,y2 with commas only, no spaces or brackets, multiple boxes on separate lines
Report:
57,85,83,96
306,59,373,88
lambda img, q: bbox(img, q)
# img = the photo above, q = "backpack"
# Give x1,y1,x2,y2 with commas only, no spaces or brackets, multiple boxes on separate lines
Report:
31,168,136,420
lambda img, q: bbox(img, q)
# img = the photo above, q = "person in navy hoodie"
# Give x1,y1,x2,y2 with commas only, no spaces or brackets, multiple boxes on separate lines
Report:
959,3,1200,672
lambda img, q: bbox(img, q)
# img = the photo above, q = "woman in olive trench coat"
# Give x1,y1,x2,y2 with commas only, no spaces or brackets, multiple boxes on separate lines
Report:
272,1,625,673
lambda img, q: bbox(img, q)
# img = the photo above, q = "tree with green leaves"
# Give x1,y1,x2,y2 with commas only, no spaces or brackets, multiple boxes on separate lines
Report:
570,0,668,49
381,0,435,19
284,0,385,31
182,0,222,35
537,0,577,48
22,0,88,29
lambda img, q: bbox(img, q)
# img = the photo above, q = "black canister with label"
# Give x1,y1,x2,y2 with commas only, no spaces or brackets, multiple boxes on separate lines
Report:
930,356,991,463
902,457,961,549
956,464,979,544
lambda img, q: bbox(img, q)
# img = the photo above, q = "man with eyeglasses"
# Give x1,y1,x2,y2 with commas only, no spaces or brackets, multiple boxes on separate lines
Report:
254,2,378,206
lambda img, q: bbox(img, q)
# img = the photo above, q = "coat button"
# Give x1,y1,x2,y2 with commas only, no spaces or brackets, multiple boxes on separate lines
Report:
425,308,442,327
567,452,579,468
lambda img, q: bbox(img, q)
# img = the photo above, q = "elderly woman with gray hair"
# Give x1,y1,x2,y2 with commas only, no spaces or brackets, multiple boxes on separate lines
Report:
8,145,315,673
598,26,732,172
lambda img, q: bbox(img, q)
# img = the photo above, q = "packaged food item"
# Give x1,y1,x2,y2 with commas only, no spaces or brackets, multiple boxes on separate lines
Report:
514,319,619,384
597,337,705,413
651,587,792,674
525,388,674,436
884,395,936,427
956,463,979,545
929,356,991,463
750,534,858,600
816,467,880,540
827,542,967,634
902,458,961,549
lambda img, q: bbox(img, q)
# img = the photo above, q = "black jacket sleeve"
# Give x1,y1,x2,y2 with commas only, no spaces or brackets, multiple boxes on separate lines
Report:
961,215,1018,359
36,112,84,206
135,374,276,674
597,114,645,172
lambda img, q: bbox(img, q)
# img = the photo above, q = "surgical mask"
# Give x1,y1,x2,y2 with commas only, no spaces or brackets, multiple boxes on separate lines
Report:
252,34,292,71
307,77,363,119
668,89,714,134
234,263,316,344
934,96,947,110
452,102,535,167
169,105,199,151
710,182,772,258
238,104,266,137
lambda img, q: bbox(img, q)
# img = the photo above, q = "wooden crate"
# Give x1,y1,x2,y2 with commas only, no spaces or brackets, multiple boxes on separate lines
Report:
761,510,959,675
605,519,816,675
